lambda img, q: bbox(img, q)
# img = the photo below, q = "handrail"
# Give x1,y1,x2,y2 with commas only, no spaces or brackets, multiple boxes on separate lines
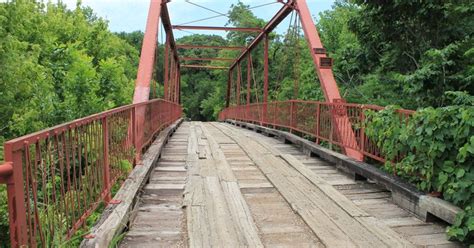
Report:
1,99,182,247
0,162,13,183
219,100,413,163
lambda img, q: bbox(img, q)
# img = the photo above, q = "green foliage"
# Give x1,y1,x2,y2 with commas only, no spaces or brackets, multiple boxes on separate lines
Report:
0,0,138,140
365,92,474,243
0,1,140,246
178,34,228,120
0,185,8,246
344,0,474,108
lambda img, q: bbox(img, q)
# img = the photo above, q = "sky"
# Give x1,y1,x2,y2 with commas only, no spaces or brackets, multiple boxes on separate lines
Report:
54,0,335,39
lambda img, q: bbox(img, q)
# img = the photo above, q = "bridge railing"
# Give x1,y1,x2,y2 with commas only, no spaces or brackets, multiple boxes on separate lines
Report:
0,99,181,247
219,100,413,163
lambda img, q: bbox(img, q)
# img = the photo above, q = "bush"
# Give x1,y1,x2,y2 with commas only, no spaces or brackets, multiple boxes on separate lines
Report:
365,92,474,243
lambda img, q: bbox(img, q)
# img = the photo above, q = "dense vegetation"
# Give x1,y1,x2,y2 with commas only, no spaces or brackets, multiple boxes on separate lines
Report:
365,92,473,242
0,1,139,245
0,0,472,245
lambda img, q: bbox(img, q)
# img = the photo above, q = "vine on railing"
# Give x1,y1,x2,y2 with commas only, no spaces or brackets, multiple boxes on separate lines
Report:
364,101,473,243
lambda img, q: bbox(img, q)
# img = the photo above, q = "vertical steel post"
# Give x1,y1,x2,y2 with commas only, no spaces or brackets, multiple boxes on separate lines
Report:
102,117,111,203
247,53,251,106
132,106,140,163
295,0,363,161
226,69,231,107
174,61,179,103
4,143,28,247
169,56,175,101
177,67,181,104
263,34,269,124
237,62,241,106
290,101,295,132
164,34,170,100
316,103,320,144
133,0,163,103
247,53,251,119
360,106,366,160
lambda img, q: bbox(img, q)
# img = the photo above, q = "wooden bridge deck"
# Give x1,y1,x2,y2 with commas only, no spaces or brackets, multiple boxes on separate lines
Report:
119,122,460,247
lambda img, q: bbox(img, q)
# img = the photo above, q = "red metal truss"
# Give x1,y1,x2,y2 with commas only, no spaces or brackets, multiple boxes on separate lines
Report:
133,0,180,104
133,0,163,104
182,65,229,70
173,25,262,32
294,0,362,160
180,57,234,62
132,0,362,160
176,44,246,50
229,2,294,71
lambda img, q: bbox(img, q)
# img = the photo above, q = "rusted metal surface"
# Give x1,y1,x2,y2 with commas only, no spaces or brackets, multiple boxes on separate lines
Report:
173,25,262,32
181,65,229,70
219,100,413,163
1,99,182,248
180,57,234,62
229,1,294,71
133,0,163,103
176,44,246,50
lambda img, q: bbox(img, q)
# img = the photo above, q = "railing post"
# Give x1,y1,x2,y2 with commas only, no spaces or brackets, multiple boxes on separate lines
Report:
263,33,269,126
273,103,277,128
315,103,321,144
290,101,295,132
4,144,28,247
359,106,366,161
102,116,111,203
132,106,141,164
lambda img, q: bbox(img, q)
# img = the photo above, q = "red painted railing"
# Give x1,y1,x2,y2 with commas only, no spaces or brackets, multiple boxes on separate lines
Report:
0,99,181,247
219,100,413,163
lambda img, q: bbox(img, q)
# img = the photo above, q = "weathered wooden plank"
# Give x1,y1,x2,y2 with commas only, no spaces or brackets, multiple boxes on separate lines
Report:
356,216,415,247
281,153,370,218
203,176,242,246
213,123,410,248
81,119,183,248
221,181,264,247
187,206,211,248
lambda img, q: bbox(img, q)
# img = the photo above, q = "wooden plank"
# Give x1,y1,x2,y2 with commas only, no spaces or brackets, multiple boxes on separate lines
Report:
213,123,410,248
212,124,357,247
382,217,425,228
81,119,183,248
356,216,415,247
187,206,211,248
221,181,264,247
203,176,242,246
200,123,237,182
281,154,369,217
407,233,454,246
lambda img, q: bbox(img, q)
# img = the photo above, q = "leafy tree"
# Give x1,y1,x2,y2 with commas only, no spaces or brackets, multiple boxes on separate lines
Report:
0,1,139,245
346,0,474,108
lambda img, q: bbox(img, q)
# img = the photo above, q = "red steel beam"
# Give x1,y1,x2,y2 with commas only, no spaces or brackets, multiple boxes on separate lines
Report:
246,53,251,105
230,2,294,70
182,65,229,70
133,0,163,103
295,0,340,102
226,69,232,107
161,4,179,62
236,62,241,105
176,44,245,50
295,0,363,160
163,35,170,100
173,25,262,32
180,57,234,62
